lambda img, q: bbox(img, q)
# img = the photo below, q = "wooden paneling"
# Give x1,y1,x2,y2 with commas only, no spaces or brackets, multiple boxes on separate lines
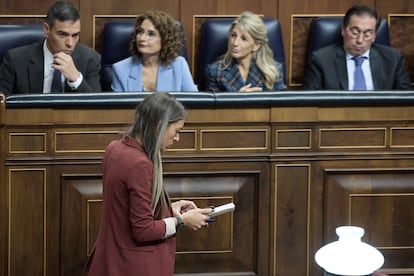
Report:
61,175,101,275
376,0,414,14
319,128,387,149
172,173,260,274
290,16,314,87
324,168,414,272
388,15,414,83
0,1,56,15
275,129,312,149
391,127,414,148
54,131,122,153
9,132,46,153
0,16,44,25
9,169,46,276
2,98,414,275
60,168,266,275
273,164,310,276
200,128,269,151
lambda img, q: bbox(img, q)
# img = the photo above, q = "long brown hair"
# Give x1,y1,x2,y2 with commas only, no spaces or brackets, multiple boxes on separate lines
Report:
128,93,186,217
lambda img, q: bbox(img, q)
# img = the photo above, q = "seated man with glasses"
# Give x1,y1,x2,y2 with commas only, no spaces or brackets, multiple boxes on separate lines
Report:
303,4,412,91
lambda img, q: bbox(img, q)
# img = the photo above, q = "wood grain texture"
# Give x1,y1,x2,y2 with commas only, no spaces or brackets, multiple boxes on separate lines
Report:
2,102,414,275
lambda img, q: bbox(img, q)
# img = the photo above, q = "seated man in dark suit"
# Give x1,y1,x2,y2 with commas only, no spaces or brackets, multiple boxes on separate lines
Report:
0,0,101,95
303,4,412,91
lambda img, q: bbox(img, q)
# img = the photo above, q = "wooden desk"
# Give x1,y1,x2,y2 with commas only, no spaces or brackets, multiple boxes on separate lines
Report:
1,92,414,276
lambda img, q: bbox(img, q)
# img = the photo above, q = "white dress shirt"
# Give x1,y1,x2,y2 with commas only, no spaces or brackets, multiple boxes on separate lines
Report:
43,41,59,94
42,40,83,93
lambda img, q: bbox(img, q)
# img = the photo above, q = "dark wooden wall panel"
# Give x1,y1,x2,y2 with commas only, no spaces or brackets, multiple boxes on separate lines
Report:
61,175,102,276
9,169,46,276
60,169,267,275
388,15,414,83
376,0,414,14
273,164,310,276
172,173,258,274
324,168,414,272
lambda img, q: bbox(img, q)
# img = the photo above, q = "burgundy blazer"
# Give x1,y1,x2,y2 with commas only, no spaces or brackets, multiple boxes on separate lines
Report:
86,136,176,276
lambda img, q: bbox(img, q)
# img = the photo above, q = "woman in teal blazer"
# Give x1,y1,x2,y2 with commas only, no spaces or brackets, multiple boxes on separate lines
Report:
111,11,198,92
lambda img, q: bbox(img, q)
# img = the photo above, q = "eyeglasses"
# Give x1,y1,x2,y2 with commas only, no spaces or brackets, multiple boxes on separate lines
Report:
136,28,158,41
346,27,375,40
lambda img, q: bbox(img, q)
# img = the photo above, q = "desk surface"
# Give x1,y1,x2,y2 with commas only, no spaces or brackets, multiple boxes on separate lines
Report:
3,91,414,108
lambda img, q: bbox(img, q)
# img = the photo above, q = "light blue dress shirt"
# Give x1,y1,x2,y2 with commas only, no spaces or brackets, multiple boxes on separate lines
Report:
346,50,374,90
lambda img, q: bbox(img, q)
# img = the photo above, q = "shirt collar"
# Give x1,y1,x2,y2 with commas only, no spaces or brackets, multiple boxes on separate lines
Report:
345,48,370,60
43,40,54,71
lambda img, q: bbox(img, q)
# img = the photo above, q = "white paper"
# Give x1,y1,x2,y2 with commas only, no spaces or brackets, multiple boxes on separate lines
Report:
208,202,235,218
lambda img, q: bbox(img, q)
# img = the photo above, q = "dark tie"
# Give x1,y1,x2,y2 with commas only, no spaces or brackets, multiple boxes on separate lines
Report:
51,69,63,93
352,56,367,90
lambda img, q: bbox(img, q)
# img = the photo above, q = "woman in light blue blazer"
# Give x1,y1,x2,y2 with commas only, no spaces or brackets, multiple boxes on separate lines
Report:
112,11,198,92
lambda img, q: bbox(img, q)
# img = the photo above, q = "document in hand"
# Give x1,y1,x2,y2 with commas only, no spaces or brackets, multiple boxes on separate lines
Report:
208,203,235,218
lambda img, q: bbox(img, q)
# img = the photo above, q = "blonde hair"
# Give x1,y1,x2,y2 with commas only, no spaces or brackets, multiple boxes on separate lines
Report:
221,11,280,90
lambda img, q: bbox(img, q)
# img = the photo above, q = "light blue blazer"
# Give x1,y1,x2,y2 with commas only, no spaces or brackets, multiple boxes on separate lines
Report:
111,55,198,92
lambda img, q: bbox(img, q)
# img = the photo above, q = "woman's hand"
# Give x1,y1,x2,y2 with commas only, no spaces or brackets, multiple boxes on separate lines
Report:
239,83,263,92
181,208,213,230
171,200,197,216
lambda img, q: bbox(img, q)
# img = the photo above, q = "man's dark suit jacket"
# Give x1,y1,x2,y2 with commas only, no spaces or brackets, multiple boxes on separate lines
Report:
302,43,413,90
0,40,101,95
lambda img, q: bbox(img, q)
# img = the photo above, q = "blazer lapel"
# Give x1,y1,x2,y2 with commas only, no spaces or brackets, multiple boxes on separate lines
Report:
334,47,348,90
28,42,45,93
156,64,172,91
369,47,380,90
224,64,242,91
127,61,143,91
247,62,264,87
